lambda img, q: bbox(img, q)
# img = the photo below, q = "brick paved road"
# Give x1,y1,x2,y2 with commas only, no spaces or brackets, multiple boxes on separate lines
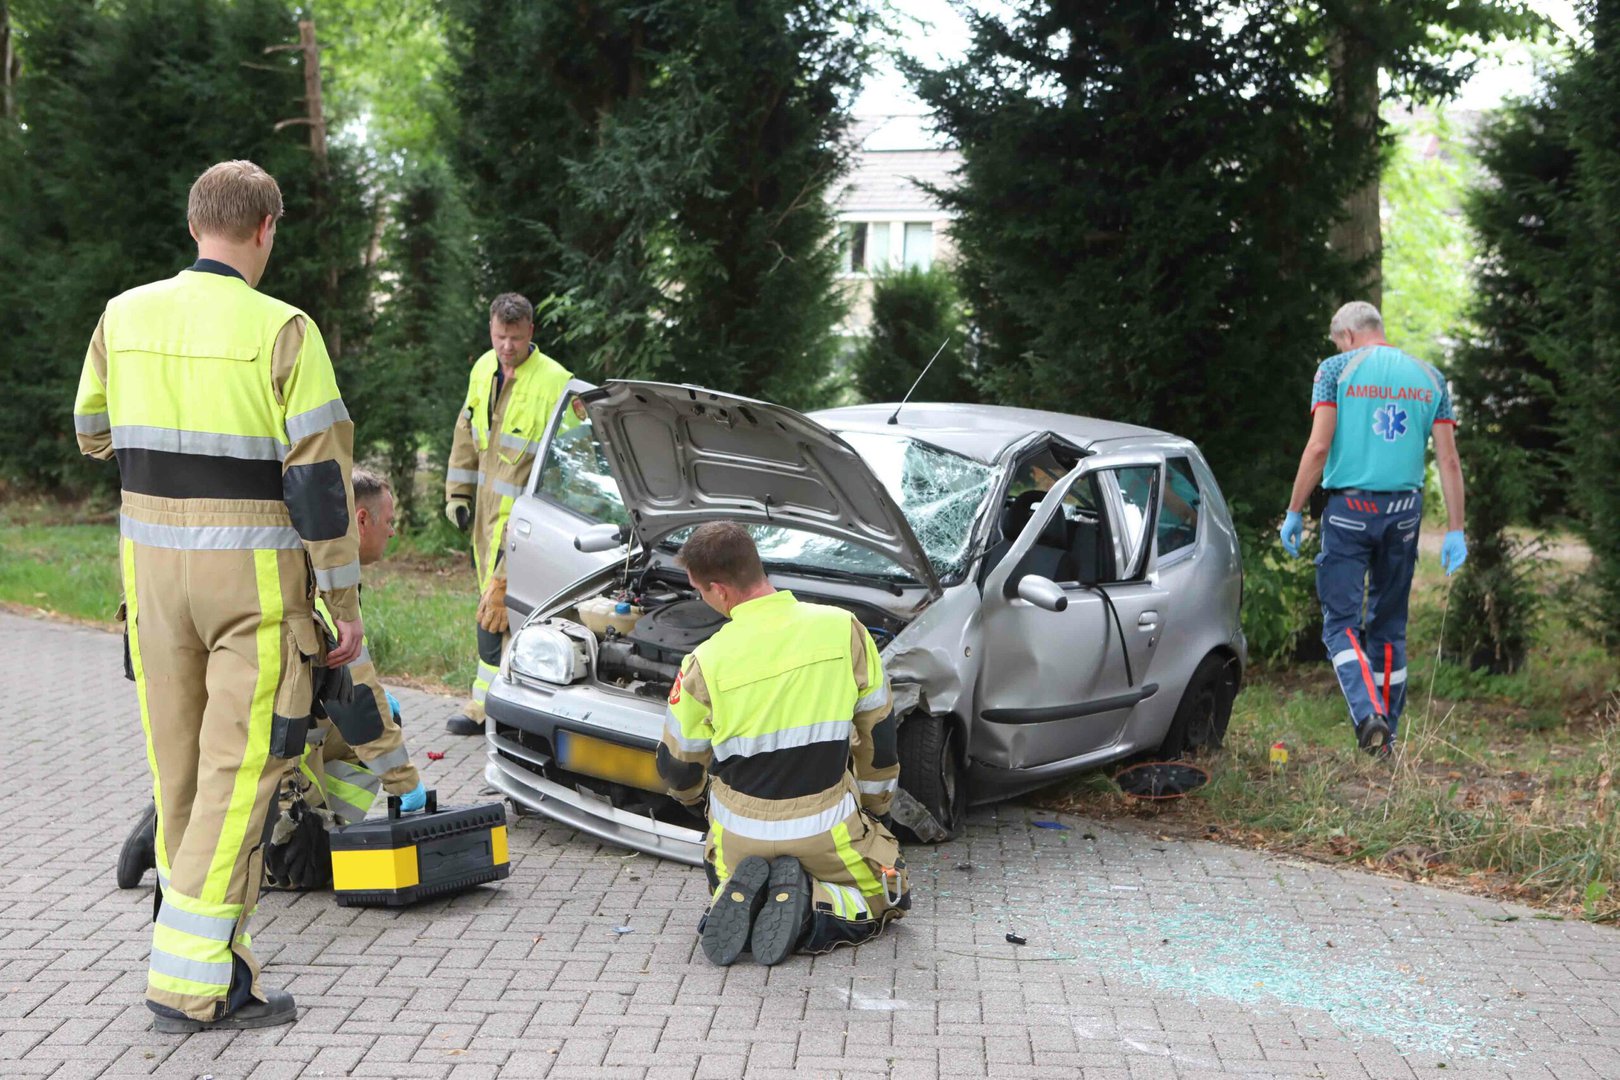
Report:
4,611,1618,1079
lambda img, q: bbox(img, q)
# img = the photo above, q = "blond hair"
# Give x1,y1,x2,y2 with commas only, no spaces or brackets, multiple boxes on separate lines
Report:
187,160,283,242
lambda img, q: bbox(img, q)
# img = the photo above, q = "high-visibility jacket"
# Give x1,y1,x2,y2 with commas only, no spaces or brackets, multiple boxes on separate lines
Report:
660,590,899,838
73,264,361,620
444,345,571,589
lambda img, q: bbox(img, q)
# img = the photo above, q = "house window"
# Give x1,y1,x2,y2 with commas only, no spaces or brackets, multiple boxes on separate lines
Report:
903,222,934,270
868,223,891,271
842,223,867,274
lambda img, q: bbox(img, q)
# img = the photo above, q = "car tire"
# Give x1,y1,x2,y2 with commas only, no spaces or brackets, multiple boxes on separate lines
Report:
895,713,968,844
1157,652,1239,760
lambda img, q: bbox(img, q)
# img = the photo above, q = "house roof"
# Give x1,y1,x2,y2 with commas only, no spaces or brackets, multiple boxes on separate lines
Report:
832,115,962,218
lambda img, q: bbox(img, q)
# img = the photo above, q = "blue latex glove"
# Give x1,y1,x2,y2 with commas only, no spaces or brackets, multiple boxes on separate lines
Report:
1279,510,1303,557
385,690,401,721
1440,530,1468,575
399,781,427,813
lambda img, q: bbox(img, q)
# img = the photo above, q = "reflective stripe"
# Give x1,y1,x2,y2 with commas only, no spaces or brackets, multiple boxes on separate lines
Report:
831,819,884,897
446,468,481,486
713,720,851,762
491,478,524,498
822,881,870,921
365,745,411,774
354,645,372,668
285,398,350,441
664,710,712,755
473,659,497,704
1385,668,1407,686
149,948,233,988
74,411,111,435
205,549,282,902
1332,649,1359,668
111,424,286,461
498,431,541,454
1346,630,1384,718
156,902,238,942
472,682,489,704
709,791,857,841
121,516,302,551
857,776,898,796
855,686,890,714
314,560,362,590
1335,348,1373,386
321,789,369,825
304,723,328,747
124,541,165,869
326,759,383,797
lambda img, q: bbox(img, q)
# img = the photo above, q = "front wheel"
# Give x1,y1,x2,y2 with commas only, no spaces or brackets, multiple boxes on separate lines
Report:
1156,652,1239,760
893,713,969,844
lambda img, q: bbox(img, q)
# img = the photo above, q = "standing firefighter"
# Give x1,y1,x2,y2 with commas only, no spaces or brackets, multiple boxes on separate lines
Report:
72,160,362,1032
657,523,910,966
1280,301,1468,755
443,293,571,734
114,469,427,893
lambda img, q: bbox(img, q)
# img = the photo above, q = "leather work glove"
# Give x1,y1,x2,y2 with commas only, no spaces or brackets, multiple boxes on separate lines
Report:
399,781,428,813
477,577,509,635
1279,510,1303,557
1440,530,1468,575
310,658,354,717
264,798,334,891
445,496,472,532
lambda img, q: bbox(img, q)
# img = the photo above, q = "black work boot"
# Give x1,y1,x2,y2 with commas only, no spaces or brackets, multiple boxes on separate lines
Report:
701,856,770,967
116,802,158,890
750,856,812,967
446,708,483,736
150,988,297,1033
1358,716,1392,757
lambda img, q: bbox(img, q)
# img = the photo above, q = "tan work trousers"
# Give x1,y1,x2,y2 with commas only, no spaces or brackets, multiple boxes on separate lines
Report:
122,541,317,1021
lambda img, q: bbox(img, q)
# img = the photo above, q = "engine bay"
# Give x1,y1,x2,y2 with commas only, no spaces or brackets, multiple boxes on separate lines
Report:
562,566,906,699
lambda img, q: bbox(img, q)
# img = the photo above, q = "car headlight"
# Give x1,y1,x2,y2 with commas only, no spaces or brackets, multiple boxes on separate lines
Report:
509,624,588,685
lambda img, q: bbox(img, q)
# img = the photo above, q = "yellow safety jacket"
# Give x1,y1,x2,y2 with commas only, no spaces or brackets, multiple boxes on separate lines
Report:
445,346,571,589
660,591,898,839
72,264,361,620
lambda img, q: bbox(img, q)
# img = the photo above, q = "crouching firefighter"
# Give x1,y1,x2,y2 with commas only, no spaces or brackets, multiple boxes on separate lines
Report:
118,468,426,892
656,522,910,967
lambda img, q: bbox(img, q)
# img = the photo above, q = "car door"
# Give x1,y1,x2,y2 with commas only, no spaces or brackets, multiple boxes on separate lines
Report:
975,451,1169,768
503,380,627,620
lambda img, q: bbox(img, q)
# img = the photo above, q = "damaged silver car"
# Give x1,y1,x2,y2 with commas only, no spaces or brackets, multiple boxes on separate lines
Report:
484,381,1245,864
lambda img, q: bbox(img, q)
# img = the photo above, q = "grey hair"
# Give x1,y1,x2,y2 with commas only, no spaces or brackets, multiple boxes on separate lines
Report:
489,292,535,325
351,466,391,508
1329,301,1383,338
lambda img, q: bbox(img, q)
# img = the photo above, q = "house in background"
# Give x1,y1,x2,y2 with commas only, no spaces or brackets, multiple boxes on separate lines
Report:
830,113,962,336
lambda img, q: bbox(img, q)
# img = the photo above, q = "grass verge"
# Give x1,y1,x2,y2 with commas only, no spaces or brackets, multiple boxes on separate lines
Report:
1038,554,1620,921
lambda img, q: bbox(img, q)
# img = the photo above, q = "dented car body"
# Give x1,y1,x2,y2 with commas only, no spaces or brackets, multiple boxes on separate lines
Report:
484,381,1245,864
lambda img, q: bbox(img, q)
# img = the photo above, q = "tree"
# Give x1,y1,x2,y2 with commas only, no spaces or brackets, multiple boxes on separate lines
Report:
0,0,371,489
442,0,876,406
852,266,972,405
1381,114,1477,365
1311,1,1537,306
912,0,1362,533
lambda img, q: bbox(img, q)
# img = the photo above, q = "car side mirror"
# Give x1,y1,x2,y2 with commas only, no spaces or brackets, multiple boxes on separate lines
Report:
574,523,628,553
1016,574,1068,612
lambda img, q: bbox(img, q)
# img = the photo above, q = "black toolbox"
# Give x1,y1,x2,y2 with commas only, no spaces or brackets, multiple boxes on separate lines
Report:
329,790,510,907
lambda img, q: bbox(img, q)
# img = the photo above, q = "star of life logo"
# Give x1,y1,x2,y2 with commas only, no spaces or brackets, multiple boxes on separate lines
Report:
1372,404,1408,442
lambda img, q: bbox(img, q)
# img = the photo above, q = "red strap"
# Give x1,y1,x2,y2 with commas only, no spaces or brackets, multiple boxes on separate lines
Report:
1383,643,1393,716
1348,630,1384,716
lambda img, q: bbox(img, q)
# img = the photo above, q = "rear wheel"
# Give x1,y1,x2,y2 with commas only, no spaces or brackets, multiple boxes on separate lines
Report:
895,713,969,843
1157,652,1239,759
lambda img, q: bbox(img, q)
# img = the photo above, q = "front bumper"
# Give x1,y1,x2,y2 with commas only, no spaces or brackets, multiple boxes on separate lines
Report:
483,676,705,865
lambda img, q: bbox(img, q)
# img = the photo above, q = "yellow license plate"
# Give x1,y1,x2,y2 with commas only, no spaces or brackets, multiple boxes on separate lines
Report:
556,730,663,792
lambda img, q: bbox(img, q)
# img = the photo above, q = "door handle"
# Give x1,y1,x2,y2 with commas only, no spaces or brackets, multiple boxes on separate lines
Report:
1137,611,1158,629
514,519,532,537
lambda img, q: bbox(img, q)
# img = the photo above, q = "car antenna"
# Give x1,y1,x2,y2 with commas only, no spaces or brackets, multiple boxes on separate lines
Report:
886,336,951,425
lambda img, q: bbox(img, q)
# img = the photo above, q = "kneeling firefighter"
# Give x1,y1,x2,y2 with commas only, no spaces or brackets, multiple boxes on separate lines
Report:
118,469,425,891
657,522,910,967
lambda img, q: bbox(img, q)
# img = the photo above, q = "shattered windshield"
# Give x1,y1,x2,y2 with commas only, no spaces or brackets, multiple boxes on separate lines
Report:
666,434,995,584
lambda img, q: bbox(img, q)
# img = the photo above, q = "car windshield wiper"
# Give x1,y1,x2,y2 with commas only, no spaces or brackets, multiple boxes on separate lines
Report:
761,560,909,597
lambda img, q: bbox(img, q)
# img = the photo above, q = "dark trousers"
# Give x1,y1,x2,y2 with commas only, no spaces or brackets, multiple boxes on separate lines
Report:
1315,491,1423,735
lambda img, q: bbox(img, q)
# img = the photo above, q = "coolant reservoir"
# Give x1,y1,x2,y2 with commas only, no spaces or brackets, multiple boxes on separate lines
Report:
577,595,643,637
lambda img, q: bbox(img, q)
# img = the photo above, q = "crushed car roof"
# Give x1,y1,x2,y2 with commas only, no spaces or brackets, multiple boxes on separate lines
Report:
811,402,1164,463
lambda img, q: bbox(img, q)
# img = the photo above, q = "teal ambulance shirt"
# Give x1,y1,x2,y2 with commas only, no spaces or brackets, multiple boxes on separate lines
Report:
1310,344,1456,492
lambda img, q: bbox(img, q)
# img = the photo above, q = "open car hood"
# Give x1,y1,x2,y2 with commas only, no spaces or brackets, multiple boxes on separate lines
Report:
580,381,943,597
